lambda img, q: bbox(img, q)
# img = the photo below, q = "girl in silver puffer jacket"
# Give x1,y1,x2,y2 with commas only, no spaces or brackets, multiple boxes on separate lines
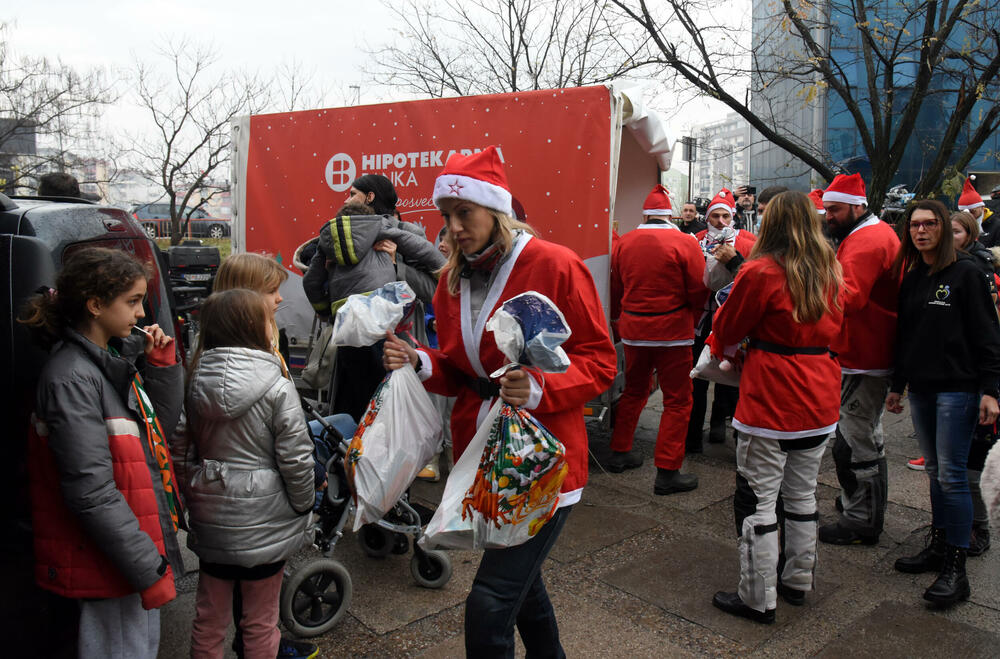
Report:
172,289,317,659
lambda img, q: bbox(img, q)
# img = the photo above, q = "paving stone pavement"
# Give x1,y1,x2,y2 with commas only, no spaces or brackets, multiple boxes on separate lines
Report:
159,390,1000,658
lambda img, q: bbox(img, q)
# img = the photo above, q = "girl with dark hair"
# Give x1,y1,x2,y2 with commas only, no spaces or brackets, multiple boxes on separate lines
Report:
888,199,1000,607
709,191,845,623
19,246,182,659
172,289,317,658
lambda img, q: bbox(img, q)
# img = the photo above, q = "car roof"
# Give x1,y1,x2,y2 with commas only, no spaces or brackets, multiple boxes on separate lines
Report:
1,194,145,253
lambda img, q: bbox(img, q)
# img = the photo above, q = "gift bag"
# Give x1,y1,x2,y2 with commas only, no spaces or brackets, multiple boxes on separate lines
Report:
333,281,416,347
420,399,568,549
345,363,442,530
421,291,572,550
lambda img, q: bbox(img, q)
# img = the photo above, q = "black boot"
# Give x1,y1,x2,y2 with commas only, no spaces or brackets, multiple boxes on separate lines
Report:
606,449,644,473
654,468,698,495
711,591,775,624
708,420,727,444
923,544,970,606
968,523,991,557
894,527,946,574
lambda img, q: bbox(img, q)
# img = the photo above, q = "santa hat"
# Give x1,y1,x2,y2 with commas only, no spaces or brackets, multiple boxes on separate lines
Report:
643,184,673,216
706,188,736,216
822,173,867,206
433,146,514,217
808,189,826,214
958,177,984,211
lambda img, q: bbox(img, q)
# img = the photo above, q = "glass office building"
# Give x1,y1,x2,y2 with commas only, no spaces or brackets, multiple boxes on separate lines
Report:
750,0,1000,191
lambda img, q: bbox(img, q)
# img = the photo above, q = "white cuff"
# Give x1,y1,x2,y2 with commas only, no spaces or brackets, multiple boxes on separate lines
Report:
524,372,543,410
416,350,433,382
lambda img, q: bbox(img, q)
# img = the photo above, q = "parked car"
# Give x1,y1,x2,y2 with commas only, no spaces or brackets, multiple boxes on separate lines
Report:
130,202,232,239
1,192,178,656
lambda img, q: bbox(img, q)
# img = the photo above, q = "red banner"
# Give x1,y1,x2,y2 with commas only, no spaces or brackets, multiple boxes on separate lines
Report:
243,86,613,268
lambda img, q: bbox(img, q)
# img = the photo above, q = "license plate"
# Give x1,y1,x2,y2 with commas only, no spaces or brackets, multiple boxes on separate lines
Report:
185,273,211,282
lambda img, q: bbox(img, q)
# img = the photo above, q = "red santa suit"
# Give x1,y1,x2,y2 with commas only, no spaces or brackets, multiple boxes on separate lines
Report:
610,221,709,468
834,216,899,373
419,232,616,506
713,256,844,437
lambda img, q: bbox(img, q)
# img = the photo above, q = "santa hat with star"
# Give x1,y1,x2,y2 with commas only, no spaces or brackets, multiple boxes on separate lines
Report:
433,146,514,217
706,188,736,216
958,176,985,211
643,184,673,217
822,173,867,206
808,189,826,214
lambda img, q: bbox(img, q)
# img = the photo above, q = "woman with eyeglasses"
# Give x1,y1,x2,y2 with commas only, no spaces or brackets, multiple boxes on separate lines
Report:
888,199,1000,607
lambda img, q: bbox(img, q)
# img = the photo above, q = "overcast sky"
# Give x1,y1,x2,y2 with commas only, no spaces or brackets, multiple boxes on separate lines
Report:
8,1,730,162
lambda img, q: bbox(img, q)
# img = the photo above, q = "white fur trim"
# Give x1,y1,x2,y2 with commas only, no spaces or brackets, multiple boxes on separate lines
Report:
707,202,735,216
959,200,985,211
822,190,867,206
643,208,672,216
434,173,514,217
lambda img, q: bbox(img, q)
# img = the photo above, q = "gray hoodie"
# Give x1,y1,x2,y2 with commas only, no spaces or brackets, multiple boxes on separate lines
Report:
171,347,314,567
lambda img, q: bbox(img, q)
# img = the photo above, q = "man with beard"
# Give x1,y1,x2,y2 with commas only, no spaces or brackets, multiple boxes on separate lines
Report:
819,173,900,546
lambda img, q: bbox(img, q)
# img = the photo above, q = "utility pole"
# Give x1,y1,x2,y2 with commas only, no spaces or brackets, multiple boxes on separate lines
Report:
682,136,697,204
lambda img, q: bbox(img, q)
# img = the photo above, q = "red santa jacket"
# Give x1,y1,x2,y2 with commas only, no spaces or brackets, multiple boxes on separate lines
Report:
421,234,616,500
713,256,844,438
611,223,708,343
834,217,900,372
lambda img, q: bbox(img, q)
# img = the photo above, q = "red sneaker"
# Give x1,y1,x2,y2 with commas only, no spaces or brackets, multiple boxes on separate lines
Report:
907,456,926,471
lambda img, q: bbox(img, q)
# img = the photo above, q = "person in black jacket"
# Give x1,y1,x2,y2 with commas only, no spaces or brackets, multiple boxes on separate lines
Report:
887,200,1000,608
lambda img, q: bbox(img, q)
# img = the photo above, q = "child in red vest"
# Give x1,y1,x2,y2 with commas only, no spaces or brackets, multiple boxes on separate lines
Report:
20,247,182,659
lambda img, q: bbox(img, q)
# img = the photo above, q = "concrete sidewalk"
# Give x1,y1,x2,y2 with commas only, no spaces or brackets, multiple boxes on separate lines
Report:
159,391,1000,657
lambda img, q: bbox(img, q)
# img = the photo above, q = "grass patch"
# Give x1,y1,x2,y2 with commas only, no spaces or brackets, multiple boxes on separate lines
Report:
155,238,233,260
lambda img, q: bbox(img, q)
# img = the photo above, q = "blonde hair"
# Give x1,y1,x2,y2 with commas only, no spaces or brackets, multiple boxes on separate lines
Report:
215,252,288,293
749,191,843,324
441,208,536,296
951,211,979,249
214,253,288,365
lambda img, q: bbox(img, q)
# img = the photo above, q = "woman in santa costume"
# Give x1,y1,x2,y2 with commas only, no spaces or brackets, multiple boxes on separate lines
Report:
383,146,616,656
709,191,845,623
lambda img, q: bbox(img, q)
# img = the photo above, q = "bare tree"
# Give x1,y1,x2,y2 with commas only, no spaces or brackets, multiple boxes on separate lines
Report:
131,41,269,245
366,0,649,97
612,0,1000,211
0,22,117,193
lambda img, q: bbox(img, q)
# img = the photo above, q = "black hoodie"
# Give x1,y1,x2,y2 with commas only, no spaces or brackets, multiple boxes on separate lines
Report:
892,252,1000,396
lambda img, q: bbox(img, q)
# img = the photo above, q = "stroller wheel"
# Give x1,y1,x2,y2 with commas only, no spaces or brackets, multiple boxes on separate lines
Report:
358,524,394,558
410,549,452,589
391,532,410,555
279,558,352,637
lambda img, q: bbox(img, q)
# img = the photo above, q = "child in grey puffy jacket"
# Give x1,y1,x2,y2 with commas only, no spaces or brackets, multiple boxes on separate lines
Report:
302,202,445,316
172,289,316,659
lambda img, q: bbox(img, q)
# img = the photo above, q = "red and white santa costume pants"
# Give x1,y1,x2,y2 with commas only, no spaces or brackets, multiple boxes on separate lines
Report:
611,344,692,469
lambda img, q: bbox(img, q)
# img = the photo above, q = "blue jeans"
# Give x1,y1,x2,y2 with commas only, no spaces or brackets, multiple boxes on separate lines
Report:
908,391,977,547
465,506,572,659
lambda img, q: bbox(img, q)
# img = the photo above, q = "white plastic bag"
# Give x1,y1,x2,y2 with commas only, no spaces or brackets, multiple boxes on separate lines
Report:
333,281,415,347
345,363,442,530
690,343,741,387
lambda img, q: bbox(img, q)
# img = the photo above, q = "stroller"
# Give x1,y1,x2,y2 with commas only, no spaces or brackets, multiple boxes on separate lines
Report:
278,399,453,638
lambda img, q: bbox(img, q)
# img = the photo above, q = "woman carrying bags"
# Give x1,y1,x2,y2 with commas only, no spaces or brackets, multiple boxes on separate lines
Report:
383,147,616,657
888,200,1000,607
709,191,845,623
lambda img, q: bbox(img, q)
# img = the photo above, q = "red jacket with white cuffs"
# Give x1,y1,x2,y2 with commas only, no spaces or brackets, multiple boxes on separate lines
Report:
417,233,616,504
834,216,900,373
611,223,709,344
713,256,844,439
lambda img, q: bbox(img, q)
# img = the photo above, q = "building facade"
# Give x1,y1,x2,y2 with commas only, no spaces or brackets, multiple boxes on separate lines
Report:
691,112,752,199
749,0,1000,193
